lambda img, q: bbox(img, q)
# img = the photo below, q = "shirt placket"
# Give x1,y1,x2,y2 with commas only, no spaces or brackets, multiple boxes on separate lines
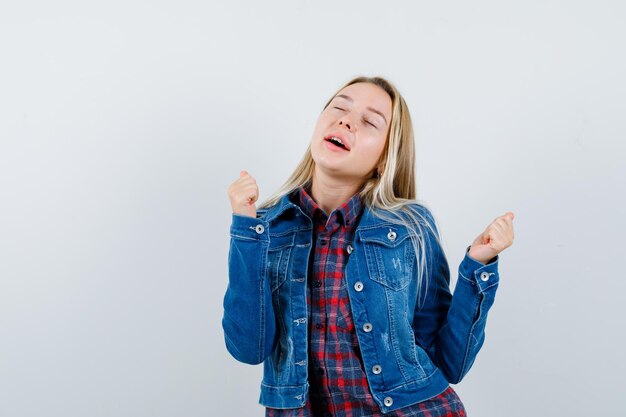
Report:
309,210,333,402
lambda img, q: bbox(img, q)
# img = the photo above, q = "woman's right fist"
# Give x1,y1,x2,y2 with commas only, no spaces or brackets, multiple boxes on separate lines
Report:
227,170,259,218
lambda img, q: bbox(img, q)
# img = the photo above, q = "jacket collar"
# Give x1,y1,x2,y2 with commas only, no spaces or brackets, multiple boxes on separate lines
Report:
261,190,381,228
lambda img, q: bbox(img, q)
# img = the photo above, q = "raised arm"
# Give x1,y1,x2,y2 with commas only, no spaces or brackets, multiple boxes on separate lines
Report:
222,171,277,364
412,210,515,383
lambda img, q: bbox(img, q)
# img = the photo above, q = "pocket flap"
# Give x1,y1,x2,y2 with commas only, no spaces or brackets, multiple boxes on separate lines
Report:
358,225,412,248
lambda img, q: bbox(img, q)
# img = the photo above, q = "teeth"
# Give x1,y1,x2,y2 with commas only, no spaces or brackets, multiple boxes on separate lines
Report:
328,136,346,148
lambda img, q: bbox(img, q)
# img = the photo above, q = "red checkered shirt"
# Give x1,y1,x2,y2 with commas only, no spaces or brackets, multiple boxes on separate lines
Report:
266,186,466,417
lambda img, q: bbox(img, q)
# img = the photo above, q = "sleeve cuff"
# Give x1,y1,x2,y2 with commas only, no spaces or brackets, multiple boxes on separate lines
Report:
230,213,269,242
459,246,499,292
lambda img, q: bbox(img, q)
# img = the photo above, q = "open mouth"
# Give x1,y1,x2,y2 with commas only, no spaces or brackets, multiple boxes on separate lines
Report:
324,136,350,151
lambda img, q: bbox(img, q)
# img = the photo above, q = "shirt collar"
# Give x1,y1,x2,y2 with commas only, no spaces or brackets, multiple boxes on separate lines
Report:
292,185,363,227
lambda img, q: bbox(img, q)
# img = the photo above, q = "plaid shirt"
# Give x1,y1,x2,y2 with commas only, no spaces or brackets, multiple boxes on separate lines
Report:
266,186,466,417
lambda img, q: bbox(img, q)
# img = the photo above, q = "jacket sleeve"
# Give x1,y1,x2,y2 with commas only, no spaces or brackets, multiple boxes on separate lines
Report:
411,208,499,384
222,213,277,365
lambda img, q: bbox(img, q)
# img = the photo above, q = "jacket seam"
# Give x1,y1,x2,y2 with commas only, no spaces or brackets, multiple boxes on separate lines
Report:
258,246,269,362
457,293,483,381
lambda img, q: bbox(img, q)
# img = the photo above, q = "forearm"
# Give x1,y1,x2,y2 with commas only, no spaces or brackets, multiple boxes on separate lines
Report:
434,249,499,383
222,214,276,365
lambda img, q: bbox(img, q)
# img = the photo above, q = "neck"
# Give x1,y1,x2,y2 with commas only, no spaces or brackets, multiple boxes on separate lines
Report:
310,169,363,215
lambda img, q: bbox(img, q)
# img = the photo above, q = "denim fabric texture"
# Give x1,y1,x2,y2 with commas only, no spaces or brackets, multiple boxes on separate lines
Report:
223,190,500,414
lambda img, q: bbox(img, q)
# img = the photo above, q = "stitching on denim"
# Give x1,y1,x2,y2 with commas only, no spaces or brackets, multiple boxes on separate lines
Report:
268,249,283,293
382,368,439,392
257,272,265,363
357,222,405,231
260,382,305,389
230,233,260,242
458,270,473,283
458,293,484,381
481,278,499,291
257,247,269,362
386,287,417,382
268,238,295,251
269,228,308,237
404,298,428,380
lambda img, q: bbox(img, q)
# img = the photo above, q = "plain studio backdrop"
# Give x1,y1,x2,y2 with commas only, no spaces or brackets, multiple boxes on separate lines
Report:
1,1,624,416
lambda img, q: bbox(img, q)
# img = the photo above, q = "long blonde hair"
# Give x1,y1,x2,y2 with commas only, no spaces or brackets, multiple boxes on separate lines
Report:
259,76,443,308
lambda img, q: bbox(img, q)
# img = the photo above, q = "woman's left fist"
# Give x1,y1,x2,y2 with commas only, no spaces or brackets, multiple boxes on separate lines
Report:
468,212,515,264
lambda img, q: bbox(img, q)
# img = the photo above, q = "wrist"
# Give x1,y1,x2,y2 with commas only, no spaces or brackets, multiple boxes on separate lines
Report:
467,245,497,265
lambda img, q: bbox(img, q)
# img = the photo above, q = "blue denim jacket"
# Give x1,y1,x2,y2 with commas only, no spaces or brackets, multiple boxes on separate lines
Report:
222,192,499,414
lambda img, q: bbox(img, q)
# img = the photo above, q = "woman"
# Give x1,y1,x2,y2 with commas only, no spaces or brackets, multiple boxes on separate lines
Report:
223,76,515,416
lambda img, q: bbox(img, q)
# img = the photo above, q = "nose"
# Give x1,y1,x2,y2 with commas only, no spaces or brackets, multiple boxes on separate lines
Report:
339,119,354,132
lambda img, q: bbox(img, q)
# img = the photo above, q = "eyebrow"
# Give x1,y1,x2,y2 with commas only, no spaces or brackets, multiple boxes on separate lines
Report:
334,94,388,125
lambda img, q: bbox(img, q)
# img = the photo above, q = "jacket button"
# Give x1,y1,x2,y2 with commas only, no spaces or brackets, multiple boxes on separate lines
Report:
363,323,373,332
346,244,353,254
354,281,364,292
387,230,397,241
480,271,491,281
372,365,382,374
255,224,265,234
384,397,393,407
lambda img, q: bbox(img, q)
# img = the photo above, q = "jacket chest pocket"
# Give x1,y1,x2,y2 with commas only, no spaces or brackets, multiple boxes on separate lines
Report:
267,233,295,292
358,226,416,290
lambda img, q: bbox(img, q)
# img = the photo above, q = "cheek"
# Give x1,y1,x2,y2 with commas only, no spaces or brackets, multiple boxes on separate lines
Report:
361,134,387,161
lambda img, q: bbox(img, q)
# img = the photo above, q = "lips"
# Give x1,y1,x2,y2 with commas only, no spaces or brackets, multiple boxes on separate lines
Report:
323,133,351,151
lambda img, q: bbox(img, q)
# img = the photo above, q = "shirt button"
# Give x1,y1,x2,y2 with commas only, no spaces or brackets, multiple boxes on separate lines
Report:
314,280,322,288
316,323,324,329
354,281,364,292
372,365,382,374
346,244,353,254
384,397,393,407
255,224,265,234
363,323,373,332
387,230,397,241
480,271,490,281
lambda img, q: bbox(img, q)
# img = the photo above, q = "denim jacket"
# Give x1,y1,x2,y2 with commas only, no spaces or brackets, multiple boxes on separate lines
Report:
222,192,500,414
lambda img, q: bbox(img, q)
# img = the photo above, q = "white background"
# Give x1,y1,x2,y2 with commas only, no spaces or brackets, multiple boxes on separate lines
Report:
1,1,624,416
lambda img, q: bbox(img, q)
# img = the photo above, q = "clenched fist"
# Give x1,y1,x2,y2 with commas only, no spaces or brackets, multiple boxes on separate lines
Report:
227,170,259,218
468,212,515,264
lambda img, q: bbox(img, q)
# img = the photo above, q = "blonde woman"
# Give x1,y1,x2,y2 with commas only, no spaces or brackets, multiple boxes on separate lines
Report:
224,76,515,416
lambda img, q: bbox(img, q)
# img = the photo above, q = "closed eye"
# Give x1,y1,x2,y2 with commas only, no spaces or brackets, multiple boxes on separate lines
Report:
333,106,345,111
363,118,377,128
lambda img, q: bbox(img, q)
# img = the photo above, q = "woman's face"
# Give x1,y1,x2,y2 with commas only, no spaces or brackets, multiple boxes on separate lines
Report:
310,82,392,183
